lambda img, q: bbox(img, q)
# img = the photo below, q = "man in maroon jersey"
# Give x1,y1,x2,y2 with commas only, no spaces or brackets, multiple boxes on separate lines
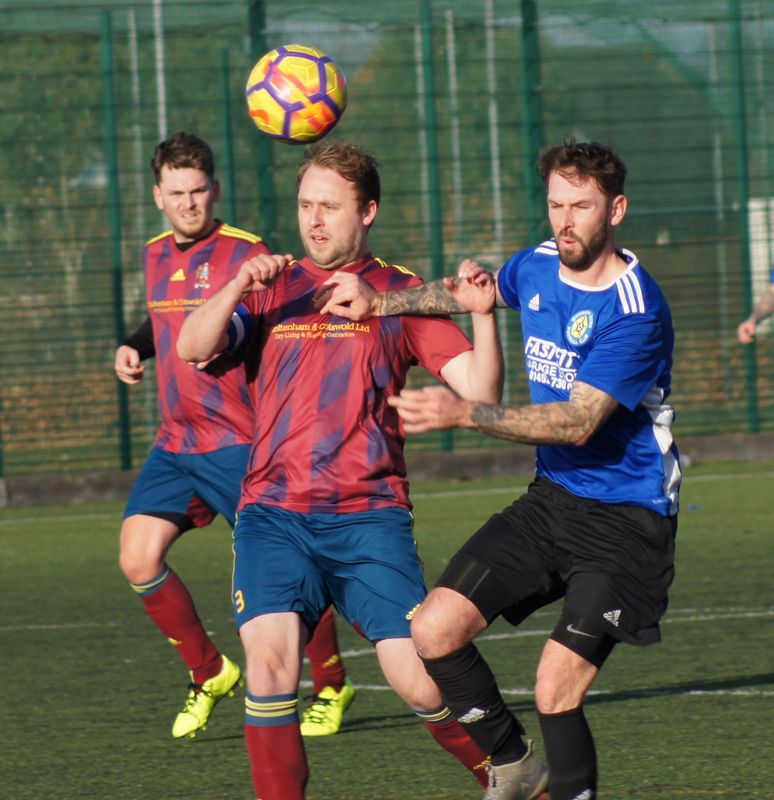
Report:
177,141,504,799
115,131,353,741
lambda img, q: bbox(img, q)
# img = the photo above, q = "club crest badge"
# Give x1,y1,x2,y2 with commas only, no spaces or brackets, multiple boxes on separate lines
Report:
194,262,212,289
566,310,594,345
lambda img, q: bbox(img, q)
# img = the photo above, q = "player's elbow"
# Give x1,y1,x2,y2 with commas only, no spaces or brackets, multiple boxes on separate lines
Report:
571,430,593,447
481,383,503,404
570,417,603,446
176,334,201,363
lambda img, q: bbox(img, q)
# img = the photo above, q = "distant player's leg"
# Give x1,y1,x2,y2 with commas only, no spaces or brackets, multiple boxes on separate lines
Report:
300,606,355,736
119,513,240,738
120,448,240,738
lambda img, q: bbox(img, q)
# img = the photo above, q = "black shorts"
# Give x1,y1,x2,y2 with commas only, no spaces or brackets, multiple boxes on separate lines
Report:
436,477,678,646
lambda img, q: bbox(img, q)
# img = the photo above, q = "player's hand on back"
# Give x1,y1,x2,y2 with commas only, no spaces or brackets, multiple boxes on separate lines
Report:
236,253,292,294
313,272,380,320
114,345,145,384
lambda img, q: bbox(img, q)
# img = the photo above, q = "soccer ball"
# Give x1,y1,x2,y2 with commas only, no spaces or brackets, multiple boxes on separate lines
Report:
245,44,347,144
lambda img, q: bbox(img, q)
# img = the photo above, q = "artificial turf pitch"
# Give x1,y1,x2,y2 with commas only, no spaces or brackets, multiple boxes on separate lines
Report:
1,461,771,798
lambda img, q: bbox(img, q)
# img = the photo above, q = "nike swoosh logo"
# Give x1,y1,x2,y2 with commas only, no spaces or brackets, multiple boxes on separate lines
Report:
566,623,598,639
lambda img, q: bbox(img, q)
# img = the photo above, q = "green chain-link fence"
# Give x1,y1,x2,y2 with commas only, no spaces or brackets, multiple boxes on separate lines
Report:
0,0,772,476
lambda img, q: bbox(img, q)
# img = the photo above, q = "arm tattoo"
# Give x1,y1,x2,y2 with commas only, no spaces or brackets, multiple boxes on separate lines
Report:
381,279,467,316
469,381,617,445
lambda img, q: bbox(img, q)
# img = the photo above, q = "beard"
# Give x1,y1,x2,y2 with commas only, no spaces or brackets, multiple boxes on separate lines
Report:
556,222,609,272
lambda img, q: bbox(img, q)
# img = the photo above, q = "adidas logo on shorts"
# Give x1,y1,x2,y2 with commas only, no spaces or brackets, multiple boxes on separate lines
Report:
603,609,621,627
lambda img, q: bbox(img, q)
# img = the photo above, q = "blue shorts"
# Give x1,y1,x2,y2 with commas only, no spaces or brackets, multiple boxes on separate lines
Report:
124,445,250,530
232,503,426,642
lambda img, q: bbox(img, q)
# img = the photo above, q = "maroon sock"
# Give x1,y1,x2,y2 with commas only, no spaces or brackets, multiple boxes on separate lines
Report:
305,606,346,694
245,722,308,800
138,568,220,682
423,716,490,788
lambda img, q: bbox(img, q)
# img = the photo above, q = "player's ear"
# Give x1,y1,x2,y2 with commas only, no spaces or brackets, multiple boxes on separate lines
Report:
361,199,378,227
610,194,627,228
152,182,164,211
212,179,221,203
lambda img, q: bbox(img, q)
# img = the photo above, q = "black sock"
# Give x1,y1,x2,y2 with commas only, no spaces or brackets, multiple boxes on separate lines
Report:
422,644,527,764
538,706,597,800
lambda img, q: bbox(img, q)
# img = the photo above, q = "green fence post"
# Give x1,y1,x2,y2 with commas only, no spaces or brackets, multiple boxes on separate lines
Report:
520,0,546,244
220,48,238,225
248,0,277,246
101,11,132,470
420,0,452,452
729,0,758,432
0,410,4,478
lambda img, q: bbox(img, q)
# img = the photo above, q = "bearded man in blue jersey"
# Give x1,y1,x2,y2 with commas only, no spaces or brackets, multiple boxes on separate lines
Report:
315,138,680,800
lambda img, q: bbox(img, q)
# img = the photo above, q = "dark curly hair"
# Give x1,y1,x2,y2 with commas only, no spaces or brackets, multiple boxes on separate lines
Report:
537,137,627,198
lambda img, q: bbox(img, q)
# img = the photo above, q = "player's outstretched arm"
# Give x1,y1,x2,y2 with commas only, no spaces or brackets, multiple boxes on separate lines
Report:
177,253,289,362
389,380,618,445
314,259,502,320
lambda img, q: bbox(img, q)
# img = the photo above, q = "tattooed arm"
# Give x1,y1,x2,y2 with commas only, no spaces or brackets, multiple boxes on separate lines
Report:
314,259,504,319
388,380,619,446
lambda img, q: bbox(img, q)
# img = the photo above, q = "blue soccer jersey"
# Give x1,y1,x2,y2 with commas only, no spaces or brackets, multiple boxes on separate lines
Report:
497,240,680,516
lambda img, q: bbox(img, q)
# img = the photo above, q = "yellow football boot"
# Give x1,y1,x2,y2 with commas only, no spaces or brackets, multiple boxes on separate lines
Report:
299,678,356,737
172,654,243,739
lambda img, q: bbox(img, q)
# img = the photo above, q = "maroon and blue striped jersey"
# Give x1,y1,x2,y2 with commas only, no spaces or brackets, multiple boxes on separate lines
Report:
236,255,473,514
144,222,269,454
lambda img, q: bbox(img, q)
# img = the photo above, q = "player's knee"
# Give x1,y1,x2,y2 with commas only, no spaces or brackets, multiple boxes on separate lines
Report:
409,602,434,653
534,672,566,714
411,595,457,659
117,548,134,580
119,518,173,583
411,589,481,660
118,549,160,584
118,534,165,583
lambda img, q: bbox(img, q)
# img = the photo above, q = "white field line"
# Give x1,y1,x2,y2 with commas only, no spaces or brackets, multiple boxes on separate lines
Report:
11,611,773,695
297,682,774,698
312,607,774,699
1,468,772,528
3,607,772,699
332,607,774,656
6,607,771,634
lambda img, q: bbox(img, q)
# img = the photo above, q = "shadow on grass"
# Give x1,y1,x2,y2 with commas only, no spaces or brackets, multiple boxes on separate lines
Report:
176,673,774,747
580,671,774,707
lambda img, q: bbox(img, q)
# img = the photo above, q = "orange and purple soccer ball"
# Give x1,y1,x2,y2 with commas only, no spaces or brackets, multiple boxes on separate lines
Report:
245,44,347,144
